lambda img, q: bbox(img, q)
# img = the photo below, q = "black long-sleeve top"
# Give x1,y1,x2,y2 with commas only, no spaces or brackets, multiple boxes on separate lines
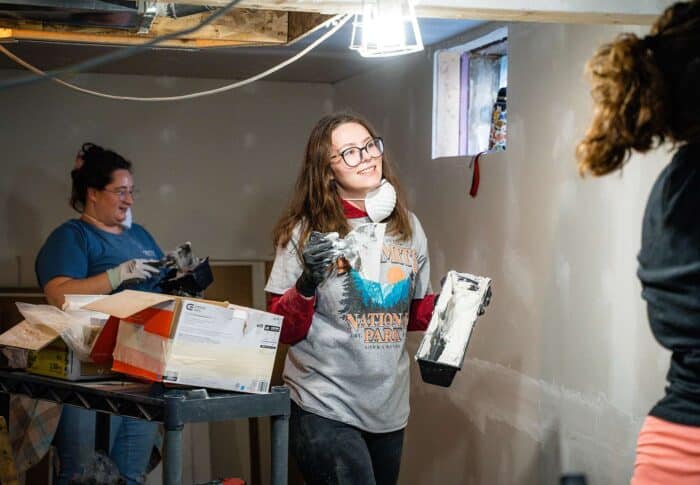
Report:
638,142,700,426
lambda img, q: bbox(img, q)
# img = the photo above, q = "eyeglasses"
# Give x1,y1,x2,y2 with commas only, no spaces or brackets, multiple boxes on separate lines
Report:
332,137,384,168
102,187,139,200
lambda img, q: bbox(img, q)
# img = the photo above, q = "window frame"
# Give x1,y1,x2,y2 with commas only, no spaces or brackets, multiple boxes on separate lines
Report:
431,26,509,159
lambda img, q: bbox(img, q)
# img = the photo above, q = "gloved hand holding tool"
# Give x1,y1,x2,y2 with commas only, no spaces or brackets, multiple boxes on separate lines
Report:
106,259,161,290
296,231,340,297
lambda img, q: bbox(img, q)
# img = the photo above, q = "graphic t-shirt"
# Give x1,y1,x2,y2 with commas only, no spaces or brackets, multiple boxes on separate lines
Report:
35,219,164,293
265,212,431,432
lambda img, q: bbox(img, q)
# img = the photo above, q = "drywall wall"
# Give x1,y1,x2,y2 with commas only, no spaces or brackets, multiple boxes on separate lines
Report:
0,17,677,485
333,21,671,484
0,70,332,484
0,70,333,288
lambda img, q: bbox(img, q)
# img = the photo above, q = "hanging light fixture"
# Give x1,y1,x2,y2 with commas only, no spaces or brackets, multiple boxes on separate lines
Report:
349,0,423,57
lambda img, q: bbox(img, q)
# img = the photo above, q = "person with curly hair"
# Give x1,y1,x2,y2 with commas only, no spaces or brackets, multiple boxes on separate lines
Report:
577,2,700,483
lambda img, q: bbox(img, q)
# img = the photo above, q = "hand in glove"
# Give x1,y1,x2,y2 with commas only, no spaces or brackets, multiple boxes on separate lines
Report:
296,231,339,297
106,259,161,290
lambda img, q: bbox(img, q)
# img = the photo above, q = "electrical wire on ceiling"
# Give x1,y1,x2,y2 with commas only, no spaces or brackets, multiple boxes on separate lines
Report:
0,0,245,91
0,14,352,101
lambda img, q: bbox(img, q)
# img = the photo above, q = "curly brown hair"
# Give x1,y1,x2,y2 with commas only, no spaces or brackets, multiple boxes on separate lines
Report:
272,112,412,251
577,0,700,176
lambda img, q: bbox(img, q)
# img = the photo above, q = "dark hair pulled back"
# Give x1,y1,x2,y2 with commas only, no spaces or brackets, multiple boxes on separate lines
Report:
70,143,132,212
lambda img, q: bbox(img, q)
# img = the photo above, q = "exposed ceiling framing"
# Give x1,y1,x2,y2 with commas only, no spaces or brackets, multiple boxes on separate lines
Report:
0,2,332,48
0,0,667,85
176,0,665,25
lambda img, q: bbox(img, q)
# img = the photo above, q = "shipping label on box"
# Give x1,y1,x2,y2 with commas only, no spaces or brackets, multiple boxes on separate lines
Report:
162,301,282,393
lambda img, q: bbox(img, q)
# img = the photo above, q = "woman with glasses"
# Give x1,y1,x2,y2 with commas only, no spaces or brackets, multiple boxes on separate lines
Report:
35,142,162,484
266,112,437,484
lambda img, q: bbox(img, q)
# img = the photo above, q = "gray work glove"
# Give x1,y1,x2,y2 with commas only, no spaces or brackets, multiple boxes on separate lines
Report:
106,259,160,290
296,231,339,297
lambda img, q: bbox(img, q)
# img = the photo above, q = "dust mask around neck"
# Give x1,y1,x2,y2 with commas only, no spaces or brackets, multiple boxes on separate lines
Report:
347,179,396,222
121,208,133,229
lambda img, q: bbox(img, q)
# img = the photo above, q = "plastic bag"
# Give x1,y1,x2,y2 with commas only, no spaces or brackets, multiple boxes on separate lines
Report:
68,451,127,485
15,296,108,362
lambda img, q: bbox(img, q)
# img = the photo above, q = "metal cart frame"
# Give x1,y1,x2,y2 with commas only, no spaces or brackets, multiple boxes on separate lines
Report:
0,370,289,485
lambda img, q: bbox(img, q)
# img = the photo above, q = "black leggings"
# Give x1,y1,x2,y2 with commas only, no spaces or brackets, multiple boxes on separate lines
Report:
290,401,405,485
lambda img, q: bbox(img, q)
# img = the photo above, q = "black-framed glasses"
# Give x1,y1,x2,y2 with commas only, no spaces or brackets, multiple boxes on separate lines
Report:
333,137,384,167
102,187,139,200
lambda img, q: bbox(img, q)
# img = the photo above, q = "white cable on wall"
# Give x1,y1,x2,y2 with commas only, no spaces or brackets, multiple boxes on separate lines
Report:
0,14,352,102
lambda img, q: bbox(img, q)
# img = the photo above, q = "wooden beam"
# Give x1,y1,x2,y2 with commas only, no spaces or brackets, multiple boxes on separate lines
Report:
287,12,333,43
150,9,288,43
0,9,297,48
411,8,656,25
0,27,258,47
174,0,671,25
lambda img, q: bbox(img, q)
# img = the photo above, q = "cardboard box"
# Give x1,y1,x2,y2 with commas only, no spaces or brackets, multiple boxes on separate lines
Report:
85,290,283,394
27,339,113,380
0,313,113,381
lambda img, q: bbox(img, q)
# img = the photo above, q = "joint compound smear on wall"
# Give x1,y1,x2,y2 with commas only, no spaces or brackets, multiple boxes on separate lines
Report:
438,358,645,481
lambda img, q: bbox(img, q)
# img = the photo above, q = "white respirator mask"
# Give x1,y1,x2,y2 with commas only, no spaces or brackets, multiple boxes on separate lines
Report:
347,179,397,222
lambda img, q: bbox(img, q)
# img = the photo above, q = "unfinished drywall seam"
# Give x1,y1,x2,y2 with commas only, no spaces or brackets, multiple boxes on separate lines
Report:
450,358,644,472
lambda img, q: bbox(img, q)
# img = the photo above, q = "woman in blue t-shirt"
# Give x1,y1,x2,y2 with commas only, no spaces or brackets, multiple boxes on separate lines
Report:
35,143,163,484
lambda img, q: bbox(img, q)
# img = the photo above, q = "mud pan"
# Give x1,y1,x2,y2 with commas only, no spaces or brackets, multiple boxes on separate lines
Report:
417,358,460,387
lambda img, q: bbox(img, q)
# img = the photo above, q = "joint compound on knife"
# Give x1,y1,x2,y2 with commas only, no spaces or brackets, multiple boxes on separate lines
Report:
416,271,492,368
332,223,386,282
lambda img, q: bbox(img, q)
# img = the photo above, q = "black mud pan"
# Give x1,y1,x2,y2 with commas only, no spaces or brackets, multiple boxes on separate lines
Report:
416,358,460,387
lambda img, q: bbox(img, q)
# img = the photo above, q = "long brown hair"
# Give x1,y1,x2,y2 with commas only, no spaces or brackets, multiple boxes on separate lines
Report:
576,0,700,176
272,112,412,250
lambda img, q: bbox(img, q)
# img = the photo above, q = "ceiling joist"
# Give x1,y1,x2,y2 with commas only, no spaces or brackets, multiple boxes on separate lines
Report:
0,0,665,50
0,8,332,48
175,0,666,25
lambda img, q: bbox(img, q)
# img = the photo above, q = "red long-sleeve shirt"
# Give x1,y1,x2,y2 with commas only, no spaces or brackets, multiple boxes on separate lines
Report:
267,201,436,344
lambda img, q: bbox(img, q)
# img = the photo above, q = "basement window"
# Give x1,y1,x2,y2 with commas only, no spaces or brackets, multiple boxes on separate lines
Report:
432,27,508,159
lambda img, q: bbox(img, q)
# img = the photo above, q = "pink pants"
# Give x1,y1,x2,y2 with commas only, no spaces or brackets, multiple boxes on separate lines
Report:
631,415,700,485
